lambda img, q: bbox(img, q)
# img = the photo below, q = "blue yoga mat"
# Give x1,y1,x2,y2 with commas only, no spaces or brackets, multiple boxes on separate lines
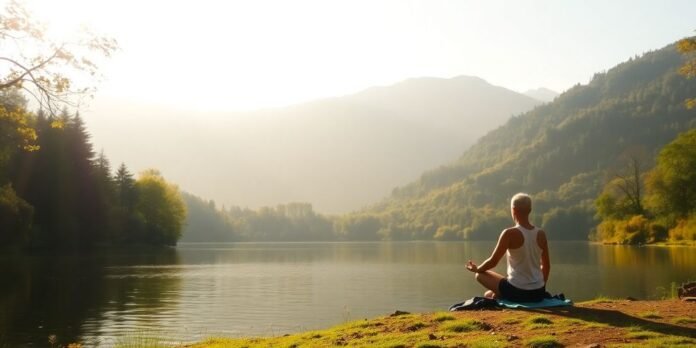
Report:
497,297,573,309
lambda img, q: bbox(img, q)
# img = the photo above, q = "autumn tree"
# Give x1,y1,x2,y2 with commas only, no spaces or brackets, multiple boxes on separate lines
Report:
0,0,117,115
677,37,696,109
135,169,186,246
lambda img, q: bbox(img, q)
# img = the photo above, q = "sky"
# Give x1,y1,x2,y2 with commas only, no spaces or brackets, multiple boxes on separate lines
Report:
15,0,696,112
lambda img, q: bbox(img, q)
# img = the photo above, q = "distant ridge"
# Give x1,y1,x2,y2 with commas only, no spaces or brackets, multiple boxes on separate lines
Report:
523,87,559,102
86,75,541,213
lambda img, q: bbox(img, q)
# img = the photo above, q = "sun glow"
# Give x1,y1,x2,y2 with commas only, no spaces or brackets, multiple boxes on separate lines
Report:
14,0,696,113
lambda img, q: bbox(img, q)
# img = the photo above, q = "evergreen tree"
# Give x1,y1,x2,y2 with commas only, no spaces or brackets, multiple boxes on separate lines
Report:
115,162,137,211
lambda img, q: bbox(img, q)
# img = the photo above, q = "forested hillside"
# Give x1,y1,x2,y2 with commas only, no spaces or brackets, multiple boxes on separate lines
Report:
361,40,696,241
180,40,696,242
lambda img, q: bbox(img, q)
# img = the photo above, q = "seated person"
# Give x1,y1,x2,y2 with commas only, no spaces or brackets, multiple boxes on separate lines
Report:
465,193,550,302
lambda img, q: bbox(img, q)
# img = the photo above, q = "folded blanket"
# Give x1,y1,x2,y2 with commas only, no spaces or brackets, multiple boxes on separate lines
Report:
497,297,572,309
450,294,572,311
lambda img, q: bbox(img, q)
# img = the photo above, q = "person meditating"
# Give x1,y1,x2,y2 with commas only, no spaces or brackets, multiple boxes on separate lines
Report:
465,193,550,302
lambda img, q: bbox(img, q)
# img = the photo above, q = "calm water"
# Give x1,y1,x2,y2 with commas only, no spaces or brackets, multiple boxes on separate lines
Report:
0,241,694,346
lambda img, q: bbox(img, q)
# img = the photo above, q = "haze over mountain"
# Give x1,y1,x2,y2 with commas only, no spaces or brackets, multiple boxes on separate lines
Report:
84,76,540,213
523,88,559,102
359,40,696,240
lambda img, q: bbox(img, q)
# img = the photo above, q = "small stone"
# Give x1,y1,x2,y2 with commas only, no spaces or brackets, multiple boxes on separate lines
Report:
490,331,496,335
626,296,638,301
428,333,437,340
507,335,519,341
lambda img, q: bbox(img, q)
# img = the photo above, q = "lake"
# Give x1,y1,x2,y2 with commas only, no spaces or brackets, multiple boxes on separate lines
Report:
0,241,694,346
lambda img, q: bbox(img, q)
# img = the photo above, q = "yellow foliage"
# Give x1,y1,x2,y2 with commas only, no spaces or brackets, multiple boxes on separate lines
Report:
678,38,696,108
669,215,696,241
135,169,187,245
595,215,651,244
686,98,696,110
677,38,696,53
0,105,38,151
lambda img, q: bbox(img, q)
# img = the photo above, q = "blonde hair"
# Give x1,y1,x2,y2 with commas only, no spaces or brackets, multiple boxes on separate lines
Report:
511,193,532,212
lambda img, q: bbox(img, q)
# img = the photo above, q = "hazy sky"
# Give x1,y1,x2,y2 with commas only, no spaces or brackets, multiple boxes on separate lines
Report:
18,0,696,112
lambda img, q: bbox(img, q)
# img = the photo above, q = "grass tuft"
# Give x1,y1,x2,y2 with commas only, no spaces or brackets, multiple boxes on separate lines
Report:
406,322,427,331
442,319,491,333
645,336,696,346
627,330,660,340
466,336,508,348
501,318,522,325
525,315,553,329
433,313,455,322
525,335,563,348
673,317,696,325
638,311,662,319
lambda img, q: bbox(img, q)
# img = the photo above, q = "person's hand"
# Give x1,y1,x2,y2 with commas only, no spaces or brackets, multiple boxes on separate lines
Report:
466,260,478,273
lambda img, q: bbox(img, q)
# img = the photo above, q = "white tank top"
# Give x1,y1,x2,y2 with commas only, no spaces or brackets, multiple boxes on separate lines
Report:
506,224,545,290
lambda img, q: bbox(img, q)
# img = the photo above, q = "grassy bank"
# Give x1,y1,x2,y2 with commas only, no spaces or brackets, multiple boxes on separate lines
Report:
183,299,695,348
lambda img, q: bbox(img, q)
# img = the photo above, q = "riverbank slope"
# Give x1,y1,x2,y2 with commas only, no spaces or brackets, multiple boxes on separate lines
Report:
187,299,695,347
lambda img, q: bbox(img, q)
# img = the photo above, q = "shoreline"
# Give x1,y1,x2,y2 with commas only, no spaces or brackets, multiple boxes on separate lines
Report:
183,299,696,348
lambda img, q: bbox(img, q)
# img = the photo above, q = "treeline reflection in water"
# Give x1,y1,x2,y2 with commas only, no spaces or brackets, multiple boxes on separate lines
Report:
0,242,693,346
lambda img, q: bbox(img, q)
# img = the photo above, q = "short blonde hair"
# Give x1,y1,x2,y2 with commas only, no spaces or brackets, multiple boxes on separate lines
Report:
511,193,532,212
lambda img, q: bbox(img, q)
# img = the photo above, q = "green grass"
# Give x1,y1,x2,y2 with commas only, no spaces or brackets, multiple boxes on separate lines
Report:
183,299,693,348
467,336,509,348
673,317,696,325
557,318,609,331
644,336,696,346
525,315,554,329
610,335,696,347
501,317,522,325
638,311,662,319
626,330,661,339
432,313,455,322
580,295,616,304
442,319,491,333
525,335,563,348
406,322,428,331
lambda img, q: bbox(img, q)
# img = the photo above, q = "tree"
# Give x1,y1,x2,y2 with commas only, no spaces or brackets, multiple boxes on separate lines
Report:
677,37,696,109
0,0,117,115
135,169,186,245
645,128,696,220
0,88,36,177
0,183,33,246
114,162,136,210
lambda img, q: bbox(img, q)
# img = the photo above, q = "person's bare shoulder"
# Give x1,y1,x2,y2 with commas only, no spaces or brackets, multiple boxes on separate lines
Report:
504,227,524,248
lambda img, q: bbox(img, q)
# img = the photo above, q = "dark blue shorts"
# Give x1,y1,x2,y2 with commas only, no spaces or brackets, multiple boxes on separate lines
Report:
499,278,545,302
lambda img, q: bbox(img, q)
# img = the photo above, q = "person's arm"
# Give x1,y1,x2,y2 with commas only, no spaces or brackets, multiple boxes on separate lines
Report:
466,230,509,273
538,230,550,283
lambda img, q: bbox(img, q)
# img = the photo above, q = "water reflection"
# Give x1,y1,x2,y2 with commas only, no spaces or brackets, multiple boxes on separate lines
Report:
0,242,694,345
0,249,181,347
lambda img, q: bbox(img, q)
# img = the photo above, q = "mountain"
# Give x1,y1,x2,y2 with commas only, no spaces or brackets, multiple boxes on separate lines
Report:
524,87,559,102
360,40,696,241
85,76,540,213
